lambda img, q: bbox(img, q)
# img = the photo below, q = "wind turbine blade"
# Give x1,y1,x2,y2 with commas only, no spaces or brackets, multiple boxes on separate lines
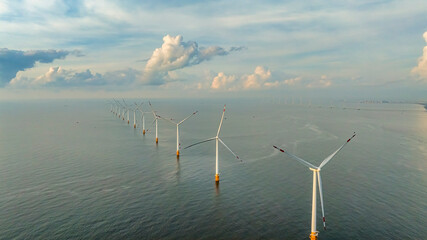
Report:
317,171,326,230
318,132,356,169
183,137,216,149
273,145,317,169
148,101,157,117
158,115,177,125
144,119,156,132
218,138,241,161
216,105,226,137
178,111,198,125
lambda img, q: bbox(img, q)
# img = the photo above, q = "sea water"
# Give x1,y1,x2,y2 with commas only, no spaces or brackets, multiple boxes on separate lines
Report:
0,99,426,239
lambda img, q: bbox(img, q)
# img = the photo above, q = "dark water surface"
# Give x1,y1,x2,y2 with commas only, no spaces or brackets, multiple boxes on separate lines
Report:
0,99,426,239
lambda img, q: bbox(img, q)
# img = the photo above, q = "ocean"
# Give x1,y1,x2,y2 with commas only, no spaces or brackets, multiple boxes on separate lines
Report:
0,99,426,239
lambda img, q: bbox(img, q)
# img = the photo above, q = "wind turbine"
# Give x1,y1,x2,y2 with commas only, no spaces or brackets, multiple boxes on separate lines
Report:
132,106,137,128
113,99,122,118
135,102,150,135
184,105,241,182
159,110,198,157
148,101,161,144
273,132,356,240
122,99,130,124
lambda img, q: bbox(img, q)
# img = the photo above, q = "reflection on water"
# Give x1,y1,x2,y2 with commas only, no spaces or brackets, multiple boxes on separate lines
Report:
215,182,220,196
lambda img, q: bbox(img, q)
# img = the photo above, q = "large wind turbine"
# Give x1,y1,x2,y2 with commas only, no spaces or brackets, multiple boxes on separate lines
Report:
184,105,241,182
159,111,198,157
149,101,161,143
273,132,356,240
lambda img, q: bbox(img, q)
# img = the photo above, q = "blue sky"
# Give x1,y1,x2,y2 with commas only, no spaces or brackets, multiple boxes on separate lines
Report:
0,0,426,100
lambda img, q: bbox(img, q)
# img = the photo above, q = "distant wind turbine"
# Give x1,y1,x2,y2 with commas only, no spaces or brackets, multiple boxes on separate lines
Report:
159,110,198,157
149,101,161,144
135,102,150,135
122,99,130,124
273,132,356,240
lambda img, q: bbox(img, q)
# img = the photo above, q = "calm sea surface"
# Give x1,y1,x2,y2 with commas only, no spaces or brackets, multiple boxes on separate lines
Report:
0,99,426,239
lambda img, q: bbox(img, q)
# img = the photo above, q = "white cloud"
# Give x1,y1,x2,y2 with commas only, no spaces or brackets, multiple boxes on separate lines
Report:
142,35,243,85
211,72,236,90
283,77,302,86
264,76,302,88
0,1,10,14
10,66,140,88
209,66,303,90
33,66,64,84
207,66,334,91
411,31,427,82
242,66,272,89
0,48,76,87
306,75,332,88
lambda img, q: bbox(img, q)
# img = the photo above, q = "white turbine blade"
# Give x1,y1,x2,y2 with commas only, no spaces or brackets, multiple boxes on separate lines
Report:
273,145,317,169
318,132,356,169
158,115,177,125
218,138,241,161
317,171,326,230
178,111,198,125
183,137,215,149
216,105,226,137
148,101,157,117
145,119,157,132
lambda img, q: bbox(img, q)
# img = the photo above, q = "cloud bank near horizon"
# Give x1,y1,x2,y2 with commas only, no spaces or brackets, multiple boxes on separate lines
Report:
0,48,78,87
10,66,140,89
207,66,331,91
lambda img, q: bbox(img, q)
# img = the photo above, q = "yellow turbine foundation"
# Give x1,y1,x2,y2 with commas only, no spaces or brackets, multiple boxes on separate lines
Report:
310,232,318,240
127,120,129,124
134,124,136,128
156,138,158,143
215,174,220,182
176,150,180,157
143,130,145,135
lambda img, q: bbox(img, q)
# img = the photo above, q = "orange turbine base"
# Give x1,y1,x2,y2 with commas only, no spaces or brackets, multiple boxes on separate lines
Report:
310,232,318,240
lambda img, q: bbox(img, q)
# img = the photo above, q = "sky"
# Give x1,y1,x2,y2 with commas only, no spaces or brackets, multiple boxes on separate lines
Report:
0,0,426,101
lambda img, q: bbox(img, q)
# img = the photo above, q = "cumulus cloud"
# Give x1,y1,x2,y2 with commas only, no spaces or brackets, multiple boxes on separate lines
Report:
283,77,302,86
0,48,77,87
242,66,272,89
411,31,427,82
10,66,140,88
211,72,236,90
207,66,333,91
209,66,285,90
143,35,245,85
